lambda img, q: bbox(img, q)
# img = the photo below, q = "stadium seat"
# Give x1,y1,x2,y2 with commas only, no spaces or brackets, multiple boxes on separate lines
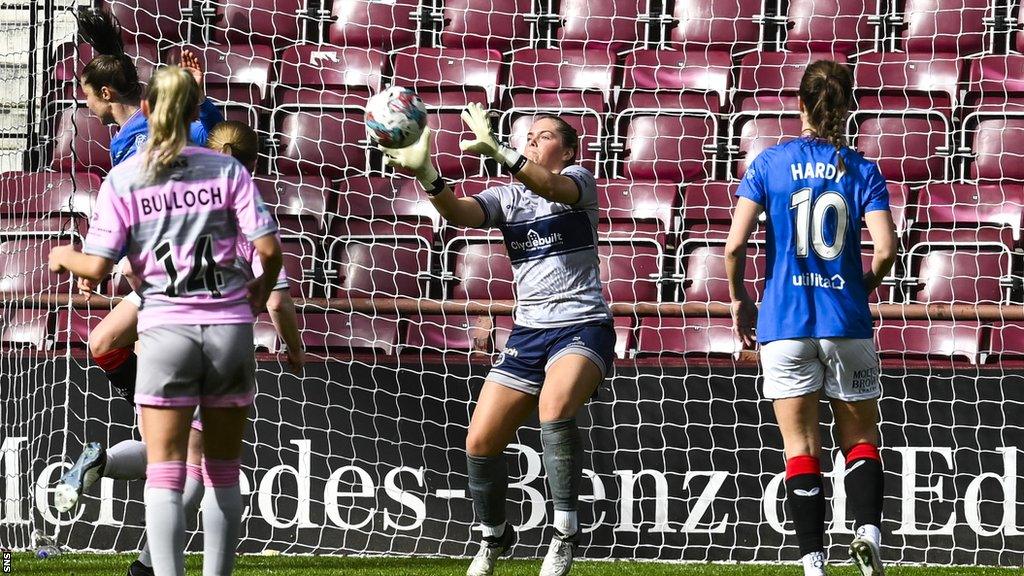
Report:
281,236,320,297
895,0,991,56
619,49,732,113
329,177,438,244
446,240,515,300
963,55,1024,113
681,180,739,242
391,48,503,107
854,52,962,118
254,175,330,237
667,0,762,54
253,313,280,352
906,247,1011,304
507,49,616,112
168,45,274,126
734,52,847,113
963,118,1024,183
676,244,766,303
54,309,106,349
730,115,805,179
298,312,400,354
876,320,984,363
211,0,306,48
0,309,52,350
636,317,741,357
0,239,74,295
329,0,420,51
439,0,533,51
909,183,1023,248
276,45,385,108
598,180,678,246
554,0,647,52
988,322,1024,359
404,315,492,353
426,106,487,179
107,0,188,44
0,172,100,218
784,0,880,55
48,107,115,175
273,110,367,177
52,42,160,100
599,240,662,303
502,111,603,177
851,113,951,183
614,112,717,184
329,237,430,299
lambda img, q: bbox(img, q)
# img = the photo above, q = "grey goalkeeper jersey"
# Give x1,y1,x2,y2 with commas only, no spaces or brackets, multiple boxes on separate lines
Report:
470,165,611,329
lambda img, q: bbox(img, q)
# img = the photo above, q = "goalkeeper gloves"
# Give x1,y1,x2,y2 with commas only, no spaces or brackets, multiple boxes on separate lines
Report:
459,103,527,174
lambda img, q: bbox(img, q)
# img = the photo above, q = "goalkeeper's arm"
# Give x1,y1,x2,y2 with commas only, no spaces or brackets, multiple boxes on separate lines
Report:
380,127,486,228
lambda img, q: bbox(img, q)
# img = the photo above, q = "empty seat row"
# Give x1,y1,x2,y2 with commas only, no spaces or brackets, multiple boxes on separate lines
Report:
101,0,1008,57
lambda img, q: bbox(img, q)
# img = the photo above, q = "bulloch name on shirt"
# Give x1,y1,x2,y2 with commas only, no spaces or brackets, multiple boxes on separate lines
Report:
140,187,224,215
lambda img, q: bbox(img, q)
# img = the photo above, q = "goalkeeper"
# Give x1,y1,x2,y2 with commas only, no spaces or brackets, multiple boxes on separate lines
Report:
382,107,613,576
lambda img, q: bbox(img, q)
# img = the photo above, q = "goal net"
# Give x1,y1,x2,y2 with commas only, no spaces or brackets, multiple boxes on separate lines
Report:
1,0,1022,567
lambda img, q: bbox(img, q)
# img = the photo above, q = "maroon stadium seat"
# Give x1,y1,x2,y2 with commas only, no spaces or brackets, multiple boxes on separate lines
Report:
107,0,187,43
730,115,805,179
440,0,533,51
52,42,160,100
0,239,74,295
909,183,1023,248
555,0,647,52
620,49,732,113
405,315,493,352
668,0,762,54
734,52,847,113
428,106,487,179
329,0,420,51
875,320,983,363
330,238,429,299
615,112,717,183
681,180,740,242
299,312,400,354
0,172,100,217
598,180,678,246
599,240,662,304
677,244,766,303
963,55,1024,113
329,178,437,244
212,0,305,48
254,175,330,237
276,45,385,108
273,110,366,177
503,112,603,177
784,0,880,54
852,114,950,183
447,240,515,300
897,0,990,56
988,322,1024,359
636,317,741,357
49,107,115,175
907,247,1011,304
507,49,616,111
281,236,319,297
0,309,52,350
54,309,107,349
854,53,962,118
169,45,274,124
965,118,1024,183
391,48,503,107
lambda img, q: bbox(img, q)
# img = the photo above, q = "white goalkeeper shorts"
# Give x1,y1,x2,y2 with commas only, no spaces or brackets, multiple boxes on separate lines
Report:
760,338,881,402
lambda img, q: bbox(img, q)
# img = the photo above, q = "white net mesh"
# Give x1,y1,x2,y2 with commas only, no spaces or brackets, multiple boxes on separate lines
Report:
0,0,1023,567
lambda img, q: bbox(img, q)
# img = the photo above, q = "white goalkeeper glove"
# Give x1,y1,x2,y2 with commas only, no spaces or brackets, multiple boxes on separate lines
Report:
380,126,439,185
458,103,526,173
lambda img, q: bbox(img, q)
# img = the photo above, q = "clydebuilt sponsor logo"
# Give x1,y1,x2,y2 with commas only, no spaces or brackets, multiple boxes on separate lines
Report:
792,272,846,290
3,438,1023,540
509,229,563,252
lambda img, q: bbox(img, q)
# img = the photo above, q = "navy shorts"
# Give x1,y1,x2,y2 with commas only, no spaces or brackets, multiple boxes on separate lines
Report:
486,321,616,395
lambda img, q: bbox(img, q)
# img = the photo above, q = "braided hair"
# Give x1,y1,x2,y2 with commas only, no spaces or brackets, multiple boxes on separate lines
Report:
798,60,853,172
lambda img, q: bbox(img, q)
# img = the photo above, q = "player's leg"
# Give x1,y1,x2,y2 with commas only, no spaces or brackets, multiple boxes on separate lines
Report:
762,339,828,575
198,323,256,576
91,295,141,398
821,338,884,576
464,381,537,576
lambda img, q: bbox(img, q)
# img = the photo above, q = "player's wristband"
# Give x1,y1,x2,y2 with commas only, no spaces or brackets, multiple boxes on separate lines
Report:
424,174,448,197
496,145,527,174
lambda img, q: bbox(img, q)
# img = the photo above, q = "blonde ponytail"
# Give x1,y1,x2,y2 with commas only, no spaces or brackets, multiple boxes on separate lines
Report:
144,66,200,175
206,120,260,170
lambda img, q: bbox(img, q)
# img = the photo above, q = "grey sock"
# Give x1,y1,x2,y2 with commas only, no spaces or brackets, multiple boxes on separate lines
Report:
202,484,243,576
540,418,583,521
466,454,508,530
104,440,148,480
143,487,185,576
139,474,204,567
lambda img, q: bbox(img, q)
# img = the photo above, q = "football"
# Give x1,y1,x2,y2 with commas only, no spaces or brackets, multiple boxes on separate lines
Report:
364,86,428,149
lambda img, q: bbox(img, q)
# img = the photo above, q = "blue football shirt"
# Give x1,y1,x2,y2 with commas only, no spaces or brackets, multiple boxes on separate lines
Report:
735,137,890,343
